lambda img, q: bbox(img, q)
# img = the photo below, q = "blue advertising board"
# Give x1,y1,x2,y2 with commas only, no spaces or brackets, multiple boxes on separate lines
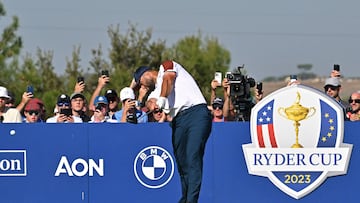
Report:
0,122,358,203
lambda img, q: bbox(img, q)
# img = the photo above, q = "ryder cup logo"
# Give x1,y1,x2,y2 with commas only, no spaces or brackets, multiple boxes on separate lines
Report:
133,146,174,189
242,84,352,199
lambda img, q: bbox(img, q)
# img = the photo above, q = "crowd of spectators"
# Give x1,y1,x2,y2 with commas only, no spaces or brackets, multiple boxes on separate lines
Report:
0,64,358,123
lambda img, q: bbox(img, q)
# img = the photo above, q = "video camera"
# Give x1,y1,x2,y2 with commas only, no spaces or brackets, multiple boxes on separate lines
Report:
226,65,256,121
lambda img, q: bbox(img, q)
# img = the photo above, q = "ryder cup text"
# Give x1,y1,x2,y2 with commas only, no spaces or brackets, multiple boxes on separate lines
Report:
253,153,342,166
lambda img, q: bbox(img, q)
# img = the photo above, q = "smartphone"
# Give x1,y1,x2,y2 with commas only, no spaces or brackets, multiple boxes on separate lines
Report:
27,85,34,96
101,70,109,77
256,82,263,93
130,99,140,107
77,76,84,83
60,108,72,117
214,72,222,85
290,75,297,82
333,64,340,71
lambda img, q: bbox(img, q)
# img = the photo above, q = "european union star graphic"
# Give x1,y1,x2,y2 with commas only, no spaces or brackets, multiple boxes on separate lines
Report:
318,100,337,147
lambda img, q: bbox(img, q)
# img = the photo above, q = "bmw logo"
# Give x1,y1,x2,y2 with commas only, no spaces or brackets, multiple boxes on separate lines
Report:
133,146,174,188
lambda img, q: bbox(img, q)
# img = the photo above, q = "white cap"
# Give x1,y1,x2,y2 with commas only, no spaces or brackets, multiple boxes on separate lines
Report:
120,87,135,102
0,86,10,99
324,77,341,87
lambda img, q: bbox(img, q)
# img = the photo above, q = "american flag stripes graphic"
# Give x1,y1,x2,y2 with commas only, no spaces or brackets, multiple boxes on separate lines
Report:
256,100,278,148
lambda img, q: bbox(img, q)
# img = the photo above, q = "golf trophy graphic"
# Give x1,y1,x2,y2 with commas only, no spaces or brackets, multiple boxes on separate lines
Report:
278,92,316,148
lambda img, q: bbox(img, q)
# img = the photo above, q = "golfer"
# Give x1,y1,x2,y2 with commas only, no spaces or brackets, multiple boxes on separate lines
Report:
132,60,212,203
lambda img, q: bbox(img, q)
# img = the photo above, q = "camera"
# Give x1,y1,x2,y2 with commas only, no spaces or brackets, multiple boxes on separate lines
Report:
226,66,255,97
226,65,256,121
126,112,138,124
333,64,340,71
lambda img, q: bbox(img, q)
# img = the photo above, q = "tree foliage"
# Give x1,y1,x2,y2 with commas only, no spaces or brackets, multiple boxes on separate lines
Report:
165,32,231,102
0,2,232,118
0,2,22,68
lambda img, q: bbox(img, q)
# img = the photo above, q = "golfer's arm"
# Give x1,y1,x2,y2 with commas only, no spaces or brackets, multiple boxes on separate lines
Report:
160,71,176,98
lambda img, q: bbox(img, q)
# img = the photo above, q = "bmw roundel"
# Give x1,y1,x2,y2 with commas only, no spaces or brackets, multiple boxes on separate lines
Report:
133,146,174,189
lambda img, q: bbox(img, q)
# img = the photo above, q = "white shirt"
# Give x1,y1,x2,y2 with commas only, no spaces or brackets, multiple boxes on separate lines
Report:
1,107,22,123
154,61,206,117
46,115,83,123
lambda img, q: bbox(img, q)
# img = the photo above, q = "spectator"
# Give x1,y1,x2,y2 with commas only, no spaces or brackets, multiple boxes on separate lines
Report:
5,91,16,108
70,92,91,122
89,74,110,112
324,77,348,111
211,97,226,122
114,87,148,123
104,89,120,119
346,91,360,121
46,94,82,123
210,78,235,121
146,97,170,122
0,86,22,123
23,98,44,123
89,96,117,123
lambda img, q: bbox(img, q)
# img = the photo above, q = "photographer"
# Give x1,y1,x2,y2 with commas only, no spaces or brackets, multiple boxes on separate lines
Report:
210,79,234,121
114,87,148,123
89,96,117,123
46,94,82,123
224,66,261,121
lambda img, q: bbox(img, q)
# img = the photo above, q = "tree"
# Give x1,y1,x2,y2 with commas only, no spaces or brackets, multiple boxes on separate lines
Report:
0,1,22,84
106,23,167,92
165,32,231,102
297,63,313,72
64,45,84,92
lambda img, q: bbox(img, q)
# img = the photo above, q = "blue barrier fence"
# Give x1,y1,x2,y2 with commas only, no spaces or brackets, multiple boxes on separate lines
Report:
0,122,358,203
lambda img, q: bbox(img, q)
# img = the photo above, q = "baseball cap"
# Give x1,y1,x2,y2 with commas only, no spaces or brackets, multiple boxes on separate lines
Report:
213,97,224,106
134,66,150,84
0,86,10,99
94,96,108,106
105,89,118,100
120,87,135,102
70,92,85,100
7,91,15,104
324,77,341,87
25,98,43,111
57,94,70,105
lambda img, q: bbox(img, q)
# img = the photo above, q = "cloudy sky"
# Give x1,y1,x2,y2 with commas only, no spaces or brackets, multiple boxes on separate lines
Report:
2,0,360,80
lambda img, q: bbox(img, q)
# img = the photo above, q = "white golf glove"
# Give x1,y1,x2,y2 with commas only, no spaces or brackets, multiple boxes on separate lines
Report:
156,97,167,110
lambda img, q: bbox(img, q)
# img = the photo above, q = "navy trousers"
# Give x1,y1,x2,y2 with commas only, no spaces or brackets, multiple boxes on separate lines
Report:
171,104,212,203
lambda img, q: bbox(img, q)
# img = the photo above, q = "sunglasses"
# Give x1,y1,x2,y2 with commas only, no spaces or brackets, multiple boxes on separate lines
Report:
153,108,162,114
27,110,40,116
349,99,360,104
57,102,70,107
212,104,223,110
324,86,338,91
95,104,107,110
107,97,117,102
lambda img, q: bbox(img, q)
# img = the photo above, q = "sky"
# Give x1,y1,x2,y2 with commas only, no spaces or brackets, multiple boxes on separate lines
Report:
2,0,360,81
